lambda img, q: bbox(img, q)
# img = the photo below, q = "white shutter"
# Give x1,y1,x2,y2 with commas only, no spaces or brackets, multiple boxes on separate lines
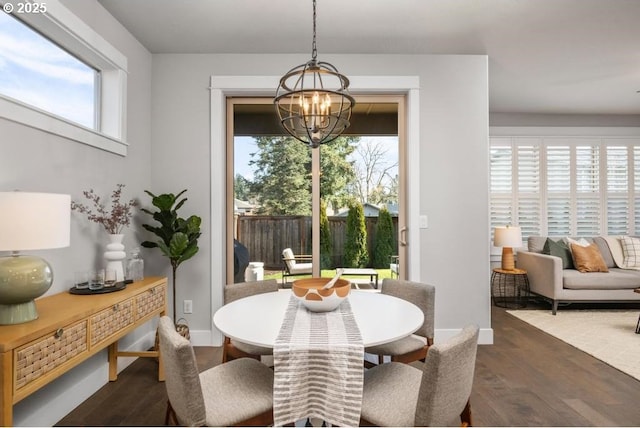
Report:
490,136,640,241
547,146,571,236
490,145,513,235
606,146,629,235
575,145,600,236
516,145,540,237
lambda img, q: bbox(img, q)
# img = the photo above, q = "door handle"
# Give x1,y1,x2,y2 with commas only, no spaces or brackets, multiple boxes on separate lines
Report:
400,226,408,246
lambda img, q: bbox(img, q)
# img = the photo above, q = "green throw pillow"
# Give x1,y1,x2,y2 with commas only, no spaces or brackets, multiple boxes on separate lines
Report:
542,238,574,269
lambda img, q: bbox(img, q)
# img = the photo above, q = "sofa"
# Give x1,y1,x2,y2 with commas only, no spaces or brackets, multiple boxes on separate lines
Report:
517,236,640,314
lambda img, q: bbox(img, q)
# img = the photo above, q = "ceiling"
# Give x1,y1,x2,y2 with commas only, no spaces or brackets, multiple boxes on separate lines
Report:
97,0,640,116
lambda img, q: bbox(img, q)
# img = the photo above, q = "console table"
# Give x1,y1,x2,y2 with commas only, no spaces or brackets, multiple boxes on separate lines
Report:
0,276,167,426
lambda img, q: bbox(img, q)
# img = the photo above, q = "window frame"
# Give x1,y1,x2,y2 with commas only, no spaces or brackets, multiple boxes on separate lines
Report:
0,0,128,155
490,127,640,247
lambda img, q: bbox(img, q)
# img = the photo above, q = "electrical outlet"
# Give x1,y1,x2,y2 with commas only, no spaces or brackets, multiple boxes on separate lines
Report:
183,300,193,314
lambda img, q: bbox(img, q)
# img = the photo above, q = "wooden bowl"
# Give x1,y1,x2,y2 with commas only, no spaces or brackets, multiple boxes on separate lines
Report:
292,277,351,312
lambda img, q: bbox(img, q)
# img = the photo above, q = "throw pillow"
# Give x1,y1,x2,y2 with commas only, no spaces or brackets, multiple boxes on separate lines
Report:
620,236,640,268
542,238,574,269
564,237,591,249
570,243,609,273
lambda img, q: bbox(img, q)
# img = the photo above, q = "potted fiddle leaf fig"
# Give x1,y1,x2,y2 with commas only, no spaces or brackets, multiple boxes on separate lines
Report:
141,189,201,321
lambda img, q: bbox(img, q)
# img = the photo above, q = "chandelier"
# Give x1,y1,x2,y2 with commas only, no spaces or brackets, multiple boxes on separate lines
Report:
274,0,355,148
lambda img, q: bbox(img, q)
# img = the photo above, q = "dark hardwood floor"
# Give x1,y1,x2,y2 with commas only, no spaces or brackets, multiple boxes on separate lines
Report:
57,304,640,426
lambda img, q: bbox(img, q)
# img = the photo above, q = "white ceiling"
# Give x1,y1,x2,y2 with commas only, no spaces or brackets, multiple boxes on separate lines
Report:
97,0,640,115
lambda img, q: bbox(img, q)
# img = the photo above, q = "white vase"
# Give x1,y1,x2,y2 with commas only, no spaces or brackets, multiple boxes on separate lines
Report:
104,234,126,282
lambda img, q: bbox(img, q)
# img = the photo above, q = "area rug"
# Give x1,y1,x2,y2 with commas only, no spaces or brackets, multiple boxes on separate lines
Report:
507,309,640,381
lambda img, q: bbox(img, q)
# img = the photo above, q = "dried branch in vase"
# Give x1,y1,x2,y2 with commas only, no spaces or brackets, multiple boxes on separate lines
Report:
71,184,138,234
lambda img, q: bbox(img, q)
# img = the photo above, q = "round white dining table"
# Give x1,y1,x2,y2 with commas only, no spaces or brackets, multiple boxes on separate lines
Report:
213,289,424,347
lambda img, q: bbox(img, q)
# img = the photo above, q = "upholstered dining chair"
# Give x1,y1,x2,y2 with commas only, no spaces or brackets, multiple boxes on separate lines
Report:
365,279,435,364
222,279,279,363
157,316,274,426
360,324,479,427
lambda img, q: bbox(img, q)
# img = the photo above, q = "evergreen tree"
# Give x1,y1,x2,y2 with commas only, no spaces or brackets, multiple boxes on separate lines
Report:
234,174,252,201
373,206,394,268
343,202,369,267
248,136,358,215
319,138,358,211
320,200,333,269
249,137,310,215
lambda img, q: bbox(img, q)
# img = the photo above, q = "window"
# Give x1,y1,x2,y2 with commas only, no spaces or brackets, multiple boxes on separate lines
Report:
0,11,98,128
490,136,640,241
0,0,128,155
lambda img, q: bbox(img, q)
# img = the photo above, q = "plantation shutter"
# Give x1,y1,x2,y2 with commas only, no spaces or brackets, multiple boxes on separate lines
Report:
516,145,540,238
547,146,571,236
490,144,513,238
606,146,629,235
575,145,600,237
491,135,640,240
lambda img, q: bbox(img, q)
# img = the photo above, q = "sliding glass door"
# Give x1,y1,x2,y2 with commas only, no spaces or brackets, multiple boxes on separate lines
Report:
226,95,406,284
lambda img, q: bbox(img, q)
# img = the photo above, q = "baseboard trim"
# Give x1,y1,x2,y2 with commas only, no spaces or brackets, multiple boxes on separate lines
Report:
189,329,214,346
435,327,494,345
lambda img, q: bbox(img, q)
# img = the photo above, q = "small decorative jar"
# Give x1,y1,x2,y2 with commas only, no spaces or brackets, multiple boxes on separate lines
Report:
126,248,144,282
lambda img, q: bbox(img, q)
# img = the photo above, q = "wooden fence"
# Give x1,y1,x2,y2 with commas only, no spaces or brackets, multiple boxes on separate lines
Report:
236,215,398,270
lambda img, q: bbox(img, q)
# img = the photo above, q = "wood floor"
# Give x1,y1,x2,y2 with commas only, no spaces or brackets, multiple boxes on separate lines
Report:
57,304,640,426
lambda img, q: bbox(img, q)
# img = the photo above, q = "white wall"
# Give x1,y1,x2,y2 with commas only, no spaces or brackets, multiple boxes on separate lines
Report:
151,53,492,344
1,8,492,423
0,1,153,425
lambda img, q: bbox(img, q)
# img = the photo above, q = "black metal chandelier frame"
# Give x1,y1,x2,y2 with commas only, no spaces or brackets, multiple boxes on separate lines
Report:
274,0,355,148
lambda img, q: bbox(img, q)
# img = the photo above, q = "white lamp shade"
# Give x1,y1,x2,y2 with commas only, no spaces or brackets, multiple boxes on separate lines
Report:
0,192,71,251
493,226,523,248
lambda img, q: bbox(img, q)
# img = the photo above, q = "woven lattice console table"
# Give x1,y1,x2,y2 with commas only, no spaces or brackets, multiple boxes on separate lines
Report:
0,276,167,426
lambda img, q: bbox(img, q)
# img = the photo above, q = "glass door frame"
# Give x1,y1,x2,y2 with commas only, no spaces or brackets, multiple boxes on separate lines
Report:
225,95,408,282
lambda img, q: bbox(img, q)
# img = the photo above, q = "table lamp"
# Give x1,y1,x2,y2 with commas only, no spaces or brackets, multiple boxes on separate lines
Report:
0,192,70,325
493,225,523,271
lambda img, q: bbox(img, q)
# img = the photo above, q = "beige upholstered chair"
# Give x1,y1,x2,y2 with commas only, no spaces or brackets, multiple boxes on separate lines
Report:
360,324,479,427
281,247,313,283
365,279,435,364
222,279,279,363
157,316,274,426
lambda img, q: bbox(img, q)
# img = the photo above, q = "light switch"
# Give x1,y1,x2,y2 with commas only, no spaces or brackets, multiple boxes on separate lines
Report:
420,215,428,229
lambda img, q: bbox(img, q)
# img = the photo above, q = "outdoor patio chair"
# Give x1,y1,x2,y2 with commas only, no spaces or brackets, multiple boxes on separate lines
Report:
390,255,400,278
360,324,479,427
281,247,313,283
222,279,279,363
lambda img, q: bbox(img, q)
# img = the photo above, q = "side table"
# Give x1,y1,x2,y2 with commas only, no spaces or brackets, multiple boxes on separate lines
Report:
491,268,530,308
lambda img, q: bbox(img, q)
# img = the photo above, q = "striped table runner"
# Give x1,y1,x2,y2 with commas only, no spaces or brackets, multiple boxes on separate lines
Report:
273,295,364,427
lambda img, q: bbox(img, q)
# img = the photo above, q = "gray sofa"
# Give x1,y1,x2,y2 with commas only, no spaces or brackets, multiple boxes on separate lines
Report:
517,236,640,314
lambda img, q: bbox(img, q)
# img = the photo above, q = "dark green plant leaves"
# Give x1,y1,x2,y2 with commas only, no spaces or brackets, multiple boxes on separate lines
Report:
141,189,201,269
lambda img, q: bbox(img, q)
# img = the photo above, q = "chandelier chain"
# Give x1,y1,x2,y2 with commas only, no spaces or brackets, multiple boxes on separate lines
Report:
311,0,317,61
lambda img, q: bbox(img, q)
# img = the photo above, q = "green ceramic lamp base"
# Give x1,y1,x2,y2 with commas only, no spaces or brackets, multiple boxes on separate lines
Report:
0,301,38,325
0,254,53,325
